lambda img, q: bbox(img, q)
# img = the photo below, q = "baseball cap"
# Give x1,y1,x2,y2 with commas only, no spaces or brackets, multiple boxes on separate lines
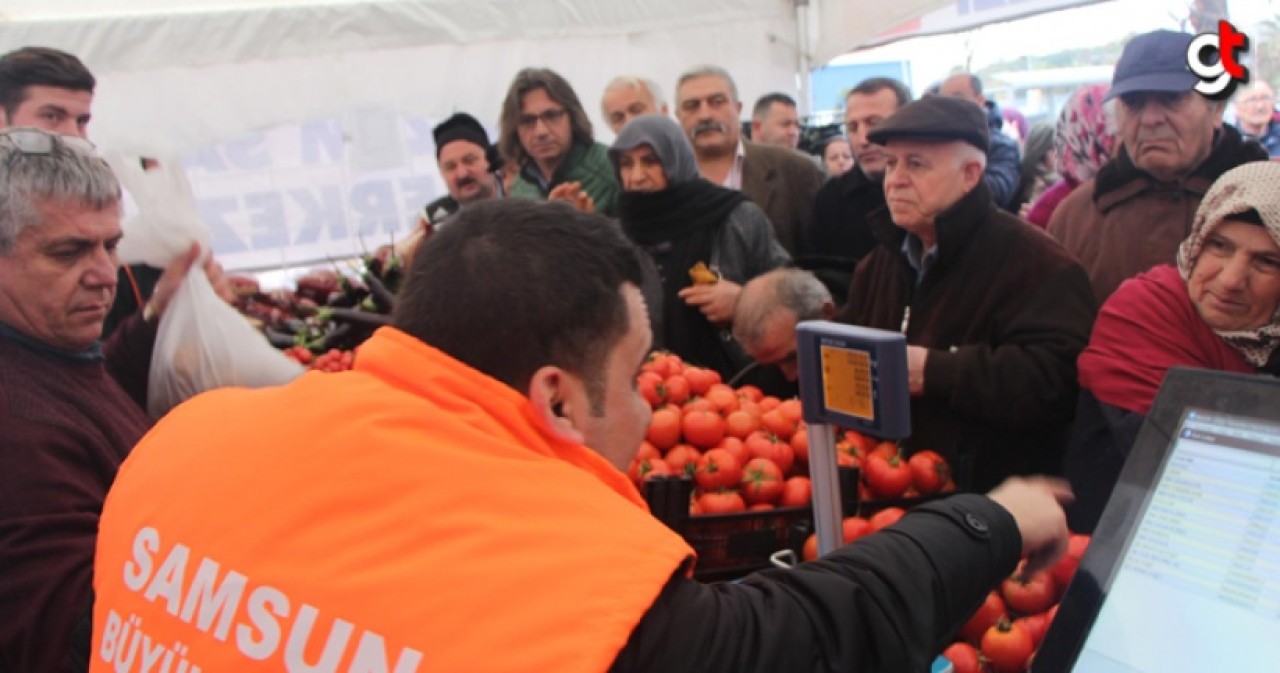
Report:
1105,30,1200,101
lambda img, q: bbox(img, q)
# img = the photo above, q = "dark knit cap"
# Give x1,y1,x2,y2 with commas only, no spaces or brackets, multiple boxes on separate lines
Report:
867,96,989,153
433,113,491,158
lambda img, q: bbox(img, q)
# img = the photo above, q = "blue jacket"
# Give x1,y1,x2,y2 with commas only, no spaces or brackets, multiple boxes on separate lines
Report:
983,100,1022,210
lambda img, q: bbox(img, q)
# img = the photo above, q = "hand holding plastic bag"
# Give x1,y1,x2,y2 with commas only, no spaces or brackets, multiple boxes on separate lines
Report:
105,152,303,417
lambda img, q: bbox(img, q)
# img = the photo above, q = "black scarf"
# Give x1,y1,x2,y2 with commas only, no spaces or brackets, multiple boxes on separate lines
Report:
618,179,747,378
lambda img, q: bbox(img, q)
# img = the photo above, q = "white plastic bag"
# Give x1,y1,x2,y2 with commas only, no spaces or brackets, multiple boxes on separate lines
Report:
104,151,304,418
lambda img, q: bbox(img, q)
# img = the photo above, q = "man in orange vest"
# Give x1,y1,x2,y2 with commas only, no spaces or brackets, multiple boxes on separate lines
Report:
93,199,1072,672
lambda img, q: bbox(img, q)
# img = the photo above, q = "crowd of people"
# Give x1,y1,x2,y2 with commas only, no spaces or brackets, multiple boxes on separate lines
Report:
2,24,1279,672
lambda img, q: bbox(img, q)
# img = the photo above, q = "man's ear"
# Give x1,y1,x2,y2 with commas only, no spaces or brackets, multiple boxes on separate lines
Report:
962,158,985,191
527,365,585,445
750,119,763,137
820,300,837,320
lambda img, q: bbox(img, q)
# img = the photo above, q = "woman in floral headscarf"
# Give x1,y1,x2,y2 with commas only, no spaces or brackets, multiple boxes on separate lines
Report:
1064,161,1280,533
1024,84,1117,228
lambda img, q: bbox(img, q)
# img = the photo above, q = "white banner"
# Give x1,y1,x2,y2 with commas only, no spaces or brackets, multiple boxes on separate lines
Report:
182,112,445,272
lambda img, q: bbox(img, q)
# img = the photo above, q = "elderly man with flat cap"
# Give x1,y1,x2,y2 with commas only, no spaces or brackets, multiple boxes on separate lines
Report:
1048,30,1268,303
836,96,1097,493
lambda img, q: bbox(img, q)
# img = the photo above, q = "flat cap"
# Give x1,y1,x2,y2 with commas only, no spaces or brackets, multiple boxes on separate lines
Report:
867,96,989,153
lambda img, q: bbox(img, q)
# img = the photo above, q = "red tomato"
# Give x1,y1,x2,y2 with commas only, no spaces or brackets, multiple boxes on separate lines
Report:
664,374,691,406
682,397,715,414
981,618,1034,673
1050,533,1090,593
777,397,803,423
682,409,726,449
779,476,812,508
942,642,982,673
723,409,759,440
683,367,720,396
790,426,809,464
1014,611,1051,648
1001,567,1058,616
868,440,899,462
740,457,784,505
694,448,742,491
627,456,671,486
760,407,797,441
842,429,880,457
959,591,1007,645
748,503,774,511
907,449,951,495
745,430,795,475
637,371,665,408
704,385,740,414
715,436,751,467
633,441,660,462
863,453,912,499
842,516,871,543
663,444,702,478
736,384,764,403
868,506,904,532
645,407,682,450
696,490,745,515
802,533,820,561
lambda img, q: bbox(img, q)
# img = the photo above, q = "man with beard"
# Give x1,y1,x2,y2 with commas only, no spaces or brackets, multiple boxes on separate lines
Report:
674,66,823,257
800,77,911,304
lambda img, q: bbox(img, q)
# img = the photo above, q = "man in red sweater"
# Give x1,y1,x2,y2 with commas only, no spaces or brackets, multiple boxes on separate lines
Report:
0,126,202,671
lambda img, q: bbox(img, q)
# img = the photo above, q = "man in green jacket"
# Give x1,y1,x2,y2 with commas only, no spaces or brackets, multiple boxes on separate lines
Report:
499,67,620,216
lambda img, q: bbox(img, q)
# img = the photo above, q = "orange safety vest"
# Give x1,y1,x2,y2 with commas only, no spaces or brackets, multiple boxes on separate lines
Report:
92,327,693,673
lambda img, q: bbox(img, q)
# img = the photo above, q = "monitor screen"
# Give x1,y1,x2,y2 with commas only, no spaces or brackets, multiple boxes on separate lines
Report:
1070,407,1280,672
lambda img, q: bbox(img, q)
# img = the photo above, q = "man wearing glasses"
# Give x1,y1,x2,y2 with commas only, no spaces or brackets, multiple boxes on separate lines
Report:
801,77,912,305
499,68,621,216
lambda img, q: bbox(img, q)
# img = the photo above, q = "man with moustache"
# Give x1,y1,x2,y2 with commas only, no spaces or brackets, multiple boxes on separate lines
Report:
800,77,911,304
601,76,669,135
1048,30,1268,302
837,96,1096,494
675,66,823,256
422,113,503,229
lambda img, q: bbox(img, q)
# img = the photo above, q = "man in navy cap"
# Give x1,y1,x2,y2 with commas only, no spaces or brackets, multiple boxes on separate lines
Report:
836,95,1097,494
423,112,503,228
1048,29,1268,303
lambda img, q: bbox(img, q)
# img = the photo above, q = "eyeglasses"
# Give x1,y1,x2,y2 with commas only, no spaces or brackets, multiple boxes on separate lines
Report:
518,108,568,129
0,127,97,156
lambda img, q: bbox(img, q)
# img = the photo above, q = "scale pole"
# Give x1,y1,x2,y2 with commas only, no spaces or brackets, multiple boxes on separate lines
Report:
808,422,844,556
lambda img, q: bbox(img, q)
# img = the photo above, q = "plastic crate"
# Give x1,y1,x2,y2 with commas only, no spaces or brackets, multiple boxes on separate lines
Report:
644,467,953,582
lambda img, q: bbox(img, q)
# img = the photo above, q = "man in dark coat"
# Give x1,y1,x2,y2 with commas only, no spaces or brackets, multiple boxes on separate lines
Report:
837,96,1097,493
801,77,911,305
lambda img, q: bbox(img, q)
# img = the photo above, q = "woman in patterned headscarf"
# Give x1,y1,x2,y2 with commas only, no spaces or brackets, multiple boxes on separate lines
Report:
1064,161,1280,533
1024,84,1117,228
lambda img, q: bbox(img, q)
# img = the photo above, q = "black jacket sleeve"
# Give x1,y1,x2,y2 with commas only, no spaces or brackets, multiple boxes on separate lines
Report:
610,494,1021,673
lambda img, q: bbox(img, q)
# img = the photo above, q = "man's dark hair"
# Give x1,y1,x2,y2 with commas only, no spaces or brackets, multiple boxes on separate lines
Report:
752,92,797,121
498,68,594,168
0,47,95,119
848,77,913,109
394,199,645,412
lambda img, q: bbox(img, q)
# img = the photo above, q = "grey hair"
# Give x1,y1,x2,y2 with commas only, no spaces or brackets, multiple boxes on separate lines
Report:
602,76,667,111
676,65,739,103
0,130,120,253
733,268,830,349
955,141,988,171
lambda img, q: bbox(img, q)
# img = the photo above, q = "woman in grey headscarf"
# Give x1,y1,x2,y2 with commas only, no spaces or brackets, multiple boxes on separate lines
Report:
1013,122,1057,215
1065,161,1280,532
610,115,788,382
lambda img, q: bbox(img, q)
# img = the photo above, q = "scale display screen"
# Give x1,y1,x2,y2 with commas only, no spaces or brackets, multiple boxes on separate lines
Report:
796,321,910,439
